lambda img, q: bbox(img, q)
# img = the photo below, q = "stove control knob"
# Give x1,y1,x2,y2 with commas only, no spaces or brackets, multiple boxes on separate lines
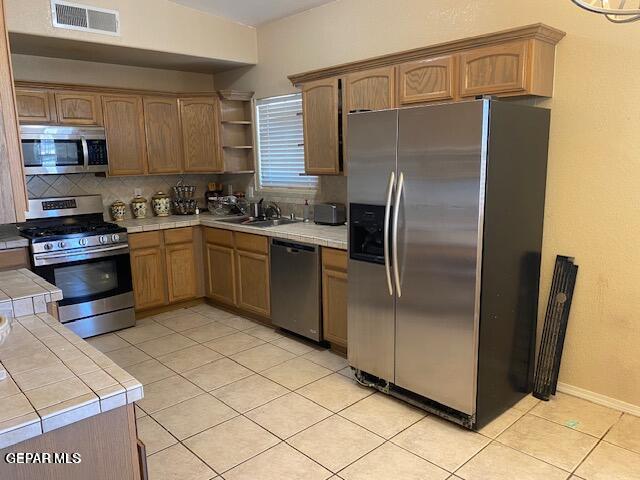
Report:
79,238,88,247
111,234,120,243
99,235,108,244
43,243,53,251
58,241,66,249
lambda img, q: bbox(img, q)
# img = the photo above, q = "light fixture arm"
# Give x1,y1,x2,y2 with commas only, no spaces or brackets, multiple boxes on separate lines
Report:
570,0,640,22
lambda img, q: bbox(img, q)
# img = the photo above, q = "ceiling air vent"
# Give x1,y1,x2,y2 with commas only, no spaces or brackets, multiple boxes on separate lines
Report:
50,1,120,36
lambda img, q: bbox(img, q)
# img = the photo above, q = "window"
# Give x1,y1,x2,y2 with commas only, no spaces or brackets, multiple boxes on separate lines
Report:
256,93,317,190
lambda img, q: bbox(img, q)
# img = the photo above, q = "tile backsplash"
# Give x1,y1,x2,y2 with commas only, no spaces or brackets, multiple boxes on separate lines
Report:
26,174,224,220
26,173,347,220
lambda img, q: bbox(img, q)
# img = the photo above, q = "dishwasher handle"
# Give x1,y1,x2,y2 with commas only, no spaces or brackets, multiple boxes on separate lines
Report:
271,239,317,253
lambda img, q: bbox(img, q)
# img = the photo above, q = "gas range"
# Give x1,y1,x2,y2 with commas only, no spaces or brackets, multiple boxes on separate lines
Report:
20,195,135,338
20,220,127,255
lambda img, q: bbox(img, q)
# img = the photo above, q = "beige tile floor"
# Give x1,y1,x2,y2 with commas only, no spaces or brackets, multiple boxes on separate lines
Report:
87,304,640,480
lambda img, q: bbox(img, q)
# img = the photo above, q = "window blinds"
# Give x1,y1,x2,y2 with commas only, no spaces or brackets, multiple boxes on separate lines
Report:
256,94,317,189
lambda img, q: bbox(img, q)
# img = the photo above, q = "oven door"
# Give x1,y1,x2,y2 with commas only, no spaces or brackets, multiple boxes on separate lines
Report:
32,246,134,325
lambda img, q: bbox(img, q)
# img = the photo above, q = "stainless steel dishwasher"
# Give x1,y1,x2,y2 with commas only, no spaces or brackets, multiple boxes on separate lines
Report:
270,239,321,341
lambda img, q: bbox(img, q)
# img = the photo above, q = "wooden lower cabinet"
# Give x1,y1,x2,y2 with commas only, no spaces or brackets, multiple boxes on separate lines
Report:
130,245,167,310
129,228,198,310
0,247,30,271
204,228,271,319
0,405,145,480
322,248,348,348
165,242,197,303
236,249,270,317
205,243,236,306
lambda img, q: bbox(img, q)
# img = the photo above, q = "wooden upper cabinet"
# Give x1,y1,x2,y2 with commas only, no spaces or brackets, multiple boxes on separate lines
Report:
143,96,183,174
15,88,54,124
55,92,102,125
344,66,396,113
459,40,528,97
398,55,456,105
302,78,340,175
179,97,223,173
102,95,147,176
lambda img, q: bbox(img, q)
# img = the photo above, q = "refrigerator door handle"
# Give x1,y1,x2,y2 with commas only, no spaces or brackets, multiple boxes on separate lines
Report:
383,170,395,296
392,171,404,297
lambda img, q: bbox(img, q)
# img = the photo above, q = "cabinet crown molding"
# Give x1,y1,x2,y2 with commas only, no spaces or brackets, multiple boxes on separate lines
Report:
288,23,565,85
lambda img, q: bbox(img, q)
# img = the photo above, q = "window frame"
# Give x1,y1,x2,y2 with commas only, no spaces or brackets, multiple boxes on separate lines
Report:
254,93,317,194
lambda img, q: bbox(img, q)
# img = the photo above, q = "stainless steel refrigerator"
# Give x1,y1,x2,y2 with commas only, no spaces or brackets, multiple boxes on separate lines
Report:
347,99,550,429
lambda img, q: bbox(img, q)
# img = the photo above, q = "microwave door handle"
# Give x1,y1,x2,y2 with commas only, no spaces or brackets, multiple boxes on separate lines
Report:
383,170,395,296
392,171,404,297
81,137,89,169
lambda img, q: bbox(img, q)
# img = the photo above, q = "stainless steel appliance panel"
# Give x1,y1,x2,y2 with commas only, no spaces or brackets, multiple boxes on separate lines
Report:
347,109,398,380
65,307,135,338
58,292,134,322
394,101,488,415
270,239,321,341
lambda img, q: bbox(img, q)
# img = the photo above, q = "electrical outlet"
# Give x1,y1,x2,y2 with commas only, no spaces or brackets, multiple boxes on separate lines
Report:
134,188,142,197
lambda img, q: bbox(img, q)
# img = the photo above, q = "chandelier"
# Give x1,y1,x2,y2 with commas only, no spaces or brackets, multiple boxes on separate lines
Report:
571,0,640,22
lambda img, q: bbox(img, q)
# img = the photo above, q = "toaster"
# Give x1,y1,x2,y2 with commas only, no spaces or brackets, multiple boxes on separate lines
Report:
314,203,346,225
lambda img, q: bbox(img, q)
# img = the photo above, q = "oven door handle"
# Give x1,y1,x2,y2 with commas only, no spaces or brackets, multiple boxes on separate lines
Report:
33,244,129,266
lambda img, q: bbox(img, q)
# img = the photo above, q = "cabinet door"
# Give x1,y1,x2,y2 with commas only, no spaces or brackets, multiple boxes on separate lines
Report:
179,97,223,173
398,55,456,105
55,92,102,125
302,78,340,175
102,95,147,175
15,88,54,123
459,40,528,97
165,242,197,303
143,96,183,174
205,243,236,306
236,250,270,317
322,248,348,347
130,246,167,310
344,66,396,113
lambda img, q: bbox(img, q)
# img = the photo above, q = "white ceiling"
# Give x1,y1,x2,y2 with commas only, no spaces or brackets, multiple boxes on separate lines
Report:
169,0,335,27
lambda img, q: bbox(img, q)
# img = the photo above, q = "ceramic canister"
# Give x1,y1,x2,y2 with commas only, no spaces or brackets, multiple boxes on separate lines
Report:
131,195,148,219
110,200,127,221
152,191,171,217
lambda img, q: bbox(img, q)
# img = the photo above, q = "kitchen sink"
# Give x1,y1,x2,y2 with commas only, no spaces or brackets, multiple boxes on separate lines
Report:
250,218,301,228
215,217,301,228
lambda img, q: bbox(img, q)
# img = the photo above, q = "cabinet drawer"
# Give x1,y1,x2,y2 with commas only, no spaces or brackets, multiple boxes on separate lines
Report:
234,232,268,254
205,228,234,247
164,227,193,245
322,247,347,272
129,231,162,249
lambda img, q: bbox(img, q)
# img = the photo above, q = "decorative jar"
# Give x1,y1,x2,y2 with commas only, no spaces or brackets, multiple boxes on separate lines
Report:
110,200,127,221
152,191,171,217
131,195,148,219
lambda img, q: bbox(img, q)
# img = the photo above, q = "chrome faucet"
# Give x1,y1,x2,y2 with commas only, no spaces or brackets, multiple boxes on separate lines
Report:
263,201,281,219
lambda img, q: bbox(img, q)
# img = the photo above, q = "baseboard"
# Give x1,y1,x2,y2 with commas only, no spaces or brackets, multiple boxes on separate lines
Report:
557,382,640,416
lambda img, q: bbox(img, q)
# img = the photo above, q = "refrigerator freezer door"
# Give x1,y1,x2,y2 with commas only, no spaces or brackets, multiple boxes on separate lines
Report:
347,109,398,381
394,101,488,415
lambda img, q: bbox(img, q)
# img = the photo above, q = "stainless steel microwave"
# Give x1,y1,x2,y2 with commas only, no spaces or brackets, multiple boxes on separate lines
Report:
20,125,109,175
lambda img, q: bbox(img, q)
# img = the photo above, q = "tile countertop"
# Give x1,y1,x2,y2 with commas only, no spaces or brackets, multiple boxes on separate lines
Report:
0,269,63,319
117,213,348,250
0,269,143,449
0,224,28,251
0,313,143,448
